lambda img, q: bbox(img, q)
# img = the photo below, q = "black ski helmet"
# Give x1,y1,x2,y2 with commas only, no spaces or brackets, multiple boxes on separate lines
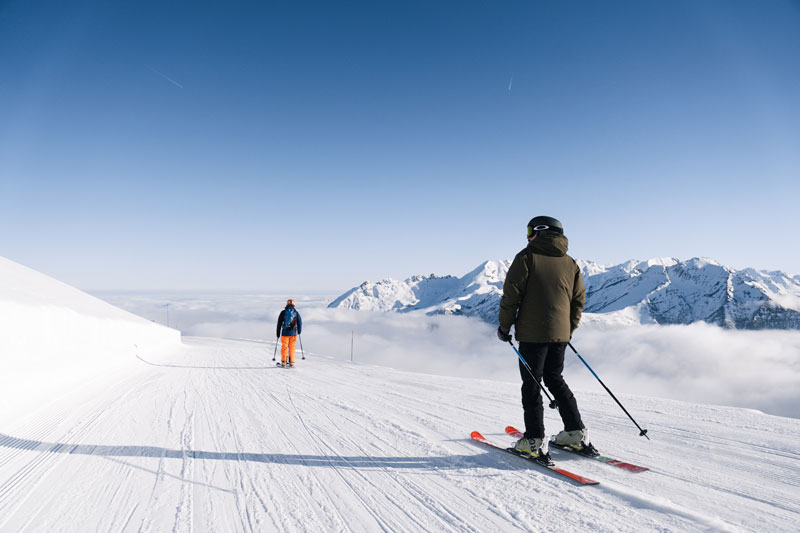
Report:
527,216,563,238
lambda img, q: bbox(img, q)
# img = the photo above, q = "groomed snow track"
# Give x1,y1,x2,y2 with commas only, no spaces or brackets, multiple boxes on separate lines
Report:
1,337,798,532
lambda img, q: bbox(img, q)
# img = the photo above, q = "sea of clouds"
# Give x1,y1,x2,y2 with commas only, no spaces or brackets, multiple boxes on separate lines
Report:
95,291,800,419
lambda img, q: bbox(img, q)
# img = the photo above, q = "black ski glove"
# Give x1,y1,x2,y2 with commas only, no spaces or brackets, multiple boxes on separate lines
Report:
496,326,512,342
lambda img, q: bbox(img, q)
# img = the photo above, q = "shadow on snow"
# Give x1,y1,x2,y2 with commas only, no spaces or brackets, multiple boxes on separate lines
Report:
0,433,529,472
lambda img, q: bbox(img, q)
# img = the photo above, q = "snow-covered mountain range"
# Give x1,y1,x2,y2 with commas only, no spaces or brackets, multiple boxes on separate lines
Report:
329,257,800,329
329,261,511,324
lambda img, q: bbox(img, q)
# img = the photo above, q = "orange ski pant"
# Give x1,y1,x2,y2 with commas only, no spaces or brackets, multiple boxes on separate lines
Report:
281,336,297,364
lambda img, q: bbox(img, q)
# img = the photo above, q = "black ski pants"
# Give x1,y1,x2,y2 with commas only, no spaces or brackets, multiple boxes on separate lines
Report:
518,342,584,439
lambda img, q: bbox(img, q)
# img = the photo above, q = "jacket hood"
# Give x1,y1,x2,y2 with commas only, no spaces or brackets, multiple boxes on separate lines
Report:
529,233,569,257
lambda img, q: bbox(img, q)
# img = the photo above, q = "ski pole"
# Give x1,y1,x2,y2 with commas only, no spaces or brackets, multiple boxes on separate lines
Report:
272,338,278,362
299,335,305,360
509,341,558,410
567,343,649,439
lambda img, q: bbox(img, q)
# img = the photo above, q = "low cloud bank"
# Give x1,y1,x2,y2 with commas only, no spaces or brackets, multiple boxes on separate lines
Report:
94,292,332,335
572,323,800,419
294,309,800,419
98,292,800,419
300,308,509,379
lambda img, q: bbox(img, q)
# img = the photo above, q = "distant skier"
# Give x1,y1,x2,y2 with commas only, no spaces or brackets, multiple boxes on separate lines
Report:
497,216,596,459
276,299,302,367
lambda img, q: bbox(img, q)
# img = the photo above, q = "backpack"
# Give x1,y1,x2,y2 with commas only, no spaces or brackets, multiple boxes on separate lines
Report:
283,307,298,330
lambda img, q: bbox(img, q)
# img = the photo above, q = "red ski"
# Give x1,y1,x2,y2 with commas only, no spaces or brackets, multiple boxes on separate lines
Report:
505,426,649,473
470,431,599,485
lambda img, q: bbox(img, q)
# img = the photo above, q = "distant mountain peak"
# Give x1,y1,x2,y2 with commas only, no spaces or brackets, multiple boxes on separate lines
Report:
330,257,800,330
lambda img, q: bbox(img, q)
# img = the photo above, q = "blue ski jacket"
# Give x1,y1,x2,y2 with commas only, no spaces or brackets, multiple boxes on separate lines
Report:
276,307,302,337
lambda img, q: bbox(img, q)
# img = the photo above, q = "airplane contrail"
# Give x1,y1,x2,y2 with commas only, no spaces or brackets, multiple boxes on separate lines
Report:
508,76,513,92
147,65,184,89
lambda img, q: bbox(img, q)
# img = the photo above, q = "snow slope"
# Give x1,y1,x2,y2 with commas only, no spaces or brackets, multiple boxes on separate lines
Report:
1,337,798,532
0,257,181,424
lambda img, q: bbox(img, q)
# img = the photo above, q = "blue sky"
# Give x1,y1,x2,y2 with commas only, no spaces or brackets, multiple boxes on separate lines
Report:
1,0,798,290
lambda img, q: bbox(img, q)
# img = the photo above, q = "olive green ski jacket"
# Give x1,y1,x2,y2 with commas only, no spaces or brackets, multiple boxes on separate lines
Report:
498,233,585,343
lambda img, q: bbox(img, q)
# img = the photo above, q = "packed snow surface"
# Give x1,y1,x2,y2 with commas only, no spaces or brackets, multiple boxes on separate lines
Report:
1,337,799,532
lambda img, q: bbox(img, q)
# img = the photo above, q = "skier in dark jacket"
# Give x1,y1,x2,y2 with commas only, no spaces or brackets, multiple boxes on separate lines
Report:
276,299,302,367
497,216,595,460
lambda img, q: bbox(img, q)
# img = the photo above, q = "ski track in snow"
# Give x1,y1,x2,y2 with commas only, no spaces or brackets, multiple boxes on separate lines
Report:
0,336,799,532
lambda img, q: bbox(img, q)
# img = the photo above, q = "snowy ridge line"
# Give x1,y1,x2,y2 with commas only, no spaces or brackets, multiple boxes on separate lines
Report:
329,257,800,329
